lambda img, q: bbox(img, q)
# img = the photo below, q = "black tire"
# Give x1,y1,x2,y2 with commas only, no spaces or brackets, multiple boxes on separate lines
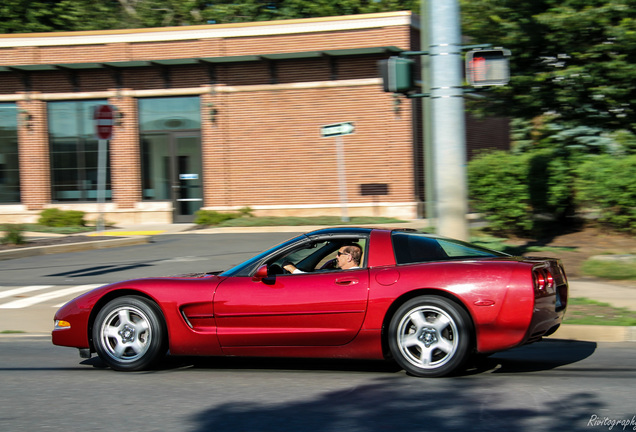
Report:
92,296,167,371
388,296,473,377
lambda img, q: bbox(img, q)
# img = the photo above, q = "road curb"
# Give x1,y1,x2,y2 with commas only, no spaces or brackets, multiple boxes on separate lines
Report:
0,236,150,261
549,324,636,343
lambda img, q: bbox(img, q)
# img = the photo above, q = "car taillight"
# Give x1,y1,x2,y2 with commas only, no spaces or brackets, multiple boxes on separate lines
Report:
533,268,554,292
546,271,554,288
534,271,546,291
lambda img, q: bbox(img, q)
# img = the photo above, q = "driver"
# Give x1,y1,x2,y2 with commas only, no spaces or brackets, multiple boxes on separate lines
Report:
283,243,362,274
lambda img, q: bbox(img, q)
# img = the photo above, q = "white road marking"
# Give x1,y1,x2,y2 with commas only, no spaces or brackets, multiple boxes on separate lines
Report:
0,285,54,300
0,284,102,309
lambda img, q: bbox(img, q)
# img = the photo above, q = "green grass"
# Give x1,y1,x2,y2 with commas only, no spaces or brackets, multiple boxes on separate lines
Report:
581,258,636,280
214,216,406,227
564,297,636,326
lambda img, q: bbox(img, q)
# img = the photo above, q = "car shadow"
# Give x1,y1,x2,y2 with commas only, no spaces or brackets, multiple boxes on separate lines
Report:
184,340,601,432
81,338,597,376
463,338,597,375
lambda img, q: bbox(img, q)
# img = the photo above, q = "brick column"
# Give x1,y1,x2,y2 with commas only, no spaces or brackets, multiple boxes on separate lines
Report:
200,89,228,208
17,96,51,210
109,93,141,209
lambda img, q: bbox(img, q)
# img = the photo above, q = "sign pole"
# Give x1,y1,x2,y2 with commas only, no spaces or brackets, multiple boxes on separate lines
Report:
335,135,350,223
94,104,114,234
320,122,355,223
96,138,107,233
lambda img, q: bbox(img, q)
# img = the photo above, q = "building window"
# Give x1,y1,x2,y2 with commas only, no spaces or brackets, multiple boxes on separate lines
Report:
0,103,20,203
139,96,201,201
48,100,111,202
139,96,201,133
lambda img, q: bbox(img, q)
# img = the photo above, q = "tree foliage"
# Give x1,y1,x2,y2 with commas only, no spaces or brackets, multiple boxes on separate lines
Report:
0,0,125,32
0,1,420,32
461,0,636,135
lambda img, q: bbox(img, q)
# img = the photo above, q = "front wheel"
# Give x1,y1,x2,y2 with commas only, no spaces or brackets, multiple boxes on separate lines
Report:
92,296,167,371
388,296,473,377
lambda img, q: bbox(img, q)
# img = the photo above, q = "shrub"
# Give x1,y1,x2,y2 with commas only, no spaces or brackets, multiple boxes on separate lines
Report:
1,224,26,245
575,155,636,233
467,150,533,235
237,207,254,217
38,208,86,227
469,148,583,235
194,210,240,226
527,150,578,225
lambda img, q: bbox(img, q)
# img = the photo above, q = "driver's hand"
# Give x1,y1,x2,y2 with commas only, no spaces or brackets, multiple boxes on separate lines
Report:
283,263,297,273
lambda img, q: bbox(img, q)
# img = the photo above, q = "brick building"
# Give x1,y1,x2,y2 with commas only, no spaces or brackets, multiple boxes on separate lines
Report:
0,11,507,224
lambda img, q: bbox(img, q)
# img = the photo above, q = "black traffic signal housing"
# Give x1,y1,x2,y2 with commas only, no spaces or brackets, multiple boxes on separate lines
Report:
378,57,416,94
465,49,511,87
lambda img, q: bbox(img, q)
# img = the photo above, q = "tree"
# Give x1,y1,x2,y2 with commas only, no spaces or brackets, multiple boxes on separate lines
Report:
0,1,420,32
0,0,125,33
461,0,636,135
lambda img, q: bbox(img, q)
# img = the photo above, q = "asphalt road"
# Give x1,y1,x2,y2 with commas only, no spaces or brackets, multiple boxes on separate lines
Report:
1,337,635,431
0,233,301,286
1,233,636,431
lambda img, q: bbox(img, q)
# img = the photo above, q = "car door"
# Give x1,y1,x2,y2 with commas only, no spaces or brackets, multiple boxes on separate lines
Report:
214,268,369,347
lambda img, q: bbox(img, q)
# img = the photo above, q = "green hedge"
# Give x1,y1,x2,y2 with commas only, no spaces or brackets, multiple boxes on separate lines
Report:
468,150,636,235
1,224,26,245
467,150,534,234
38,208,86,227
194,207,253,226
575,155,636,234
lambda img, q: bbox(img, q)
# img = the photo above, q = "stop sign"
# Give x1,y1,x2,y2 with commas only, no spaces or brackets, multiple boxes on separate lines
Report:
94,104,114,139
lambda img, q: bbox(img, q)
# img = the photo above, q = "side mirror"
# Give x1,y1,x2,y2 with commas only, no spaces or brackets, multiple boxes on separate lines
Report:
252,265,269,282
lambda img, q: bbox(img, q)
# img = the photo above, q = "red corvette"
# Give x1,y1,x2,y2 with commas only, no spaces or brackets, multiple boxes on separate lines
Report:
52,228,568,377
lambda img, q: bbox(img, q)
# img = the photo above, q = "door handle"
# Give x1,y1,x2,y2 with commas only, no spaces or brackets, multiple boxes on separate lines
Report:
335,278,358,286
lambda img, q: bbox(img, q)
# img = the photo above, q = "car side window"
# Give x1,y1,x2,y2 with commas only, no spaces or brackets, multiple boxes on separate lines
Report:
269,237,367,274
392,232,505,265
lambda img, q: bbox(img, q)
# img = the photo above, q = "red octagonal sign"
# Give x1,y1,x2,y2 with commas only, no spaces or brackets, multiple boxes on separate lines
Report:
94,104,114,140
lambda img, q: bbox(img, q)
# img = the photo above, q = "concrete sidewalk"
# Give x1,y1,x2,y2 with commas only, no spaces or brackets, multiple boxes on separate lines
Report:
1,221,635,342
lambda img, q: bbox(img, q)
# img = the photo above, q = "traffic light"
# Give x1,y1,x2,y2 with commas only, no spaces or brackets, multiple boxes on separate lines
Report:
465,49,511,87
378,57,416,94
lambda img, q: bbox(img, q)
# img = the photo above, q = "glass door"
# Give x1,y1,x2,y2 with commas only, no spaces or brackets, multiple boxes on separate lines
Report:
173,133,203,223
141,131,203,223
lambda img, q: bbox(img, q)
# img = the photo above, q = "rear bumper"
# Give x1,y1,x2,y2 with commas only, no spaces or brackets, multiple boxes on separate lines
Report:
523,281,568,344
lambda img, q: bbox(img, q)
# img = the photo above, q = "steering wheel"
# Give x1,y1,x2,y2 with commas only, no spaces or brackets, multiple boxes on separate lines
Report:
320,258,338,270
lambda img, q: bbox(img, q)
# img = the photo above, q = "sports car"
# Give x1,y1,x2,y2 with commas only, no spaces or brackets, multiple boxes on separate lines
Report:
52,227,568,377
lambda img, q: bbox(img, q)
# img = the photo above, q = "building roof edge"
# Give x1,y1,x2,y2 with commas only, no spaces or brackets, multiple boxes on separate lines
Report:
0,11,414,48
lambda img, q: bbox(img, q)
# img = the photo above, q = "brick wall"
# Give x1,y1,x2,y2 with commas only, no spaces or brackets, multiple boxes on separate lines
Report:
205,85,413,209
109,93,141,209
17,97,50,210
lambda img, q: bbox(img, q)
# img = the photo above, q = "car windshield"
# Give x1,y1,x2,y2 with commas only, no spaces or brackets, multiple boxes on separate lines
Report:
392,232,508,265
219,234,308,277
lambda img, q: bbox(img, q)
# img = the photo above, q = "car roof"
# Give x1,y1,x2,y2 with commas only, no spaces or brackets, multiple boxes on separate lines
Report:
305,227,374,237
305,227,422,237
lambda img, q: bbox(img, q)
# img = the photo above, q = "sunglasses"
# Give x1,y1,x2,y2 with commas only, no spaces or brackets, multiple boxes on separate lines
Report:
337,251,350,257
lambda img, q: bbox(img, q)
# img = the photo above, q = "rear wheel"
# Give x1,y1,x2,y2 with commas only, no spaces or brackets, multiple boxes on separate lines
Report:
388,296,472,377
92,296,167,371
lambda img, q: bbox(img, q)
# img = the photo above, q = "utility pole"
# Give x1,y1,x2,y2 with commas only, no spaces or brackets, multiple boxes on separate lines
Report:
421,0,435,232
423,0,469,241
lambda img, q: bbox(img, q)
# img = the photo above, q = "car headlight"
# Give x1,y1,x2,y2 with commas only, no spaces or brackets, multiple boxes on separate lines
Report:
54,320,71,330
